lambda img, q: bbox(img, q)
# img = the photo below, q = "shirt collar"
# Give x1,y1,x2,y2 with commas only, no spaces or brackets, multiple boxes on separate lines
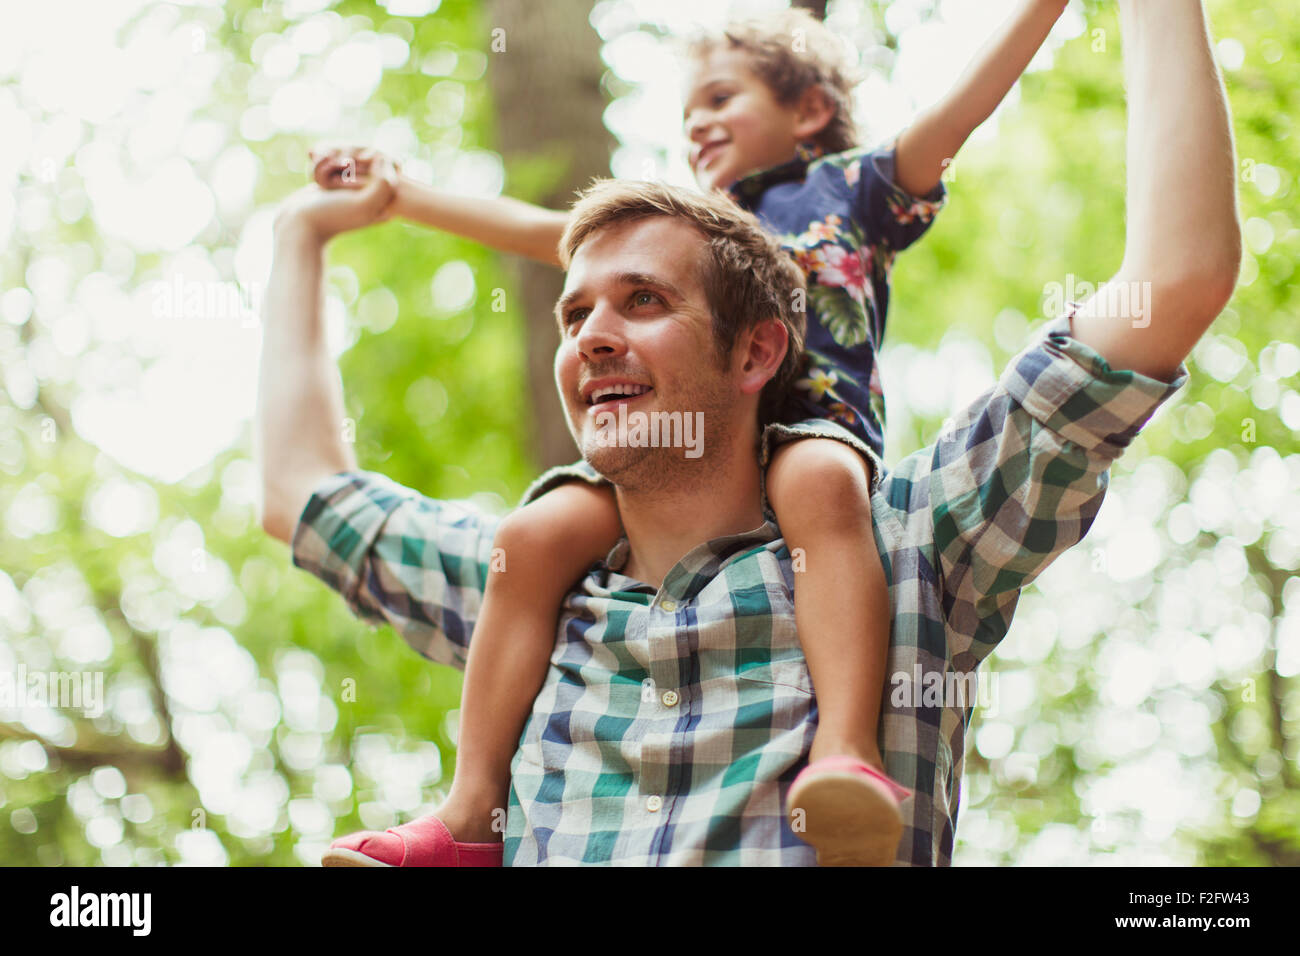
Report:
727,141,824,208
600,520,784,602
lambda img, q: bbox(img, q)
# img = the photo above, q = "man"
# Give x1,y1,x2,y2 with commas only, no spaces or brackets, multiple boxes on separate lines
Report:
257,0,1239,864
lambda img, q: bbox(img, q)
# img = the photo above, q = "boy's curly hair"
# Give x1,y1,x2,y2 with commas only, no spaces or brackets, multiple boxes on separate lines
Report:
682,8,862,155
559,178,808,428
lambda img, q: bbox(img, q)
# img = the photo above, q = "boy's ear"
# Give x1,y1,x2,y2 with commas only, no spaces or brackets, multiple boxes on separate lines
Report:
792,84,836,143
736,317,789,397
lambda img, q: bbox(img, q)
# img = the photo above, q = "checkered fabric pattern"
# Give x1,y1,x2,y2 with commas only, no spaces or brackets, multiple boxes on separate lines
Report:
292,316,1185,864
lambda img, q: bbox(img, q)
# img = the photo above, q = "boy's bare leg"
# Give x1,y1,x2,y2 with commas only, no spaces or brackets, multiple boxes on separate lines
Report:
427,481,622,843
767,438,891,773
767,437,904,865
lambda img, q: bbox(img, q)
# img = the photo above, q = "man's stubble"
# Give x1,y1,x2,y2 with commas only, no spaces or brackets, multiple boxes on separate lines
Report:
578,348,742,498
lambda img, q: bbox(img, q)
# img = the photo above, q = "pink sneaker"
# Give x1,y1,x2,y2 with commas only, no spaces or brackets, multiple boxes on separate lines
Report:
787,756,911,867
322,814,503,867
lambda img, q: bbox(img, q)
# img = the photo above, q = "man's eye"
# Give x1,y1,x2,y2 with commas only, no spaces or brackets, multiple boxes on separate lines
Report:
633,292,659,307
565,309,589,326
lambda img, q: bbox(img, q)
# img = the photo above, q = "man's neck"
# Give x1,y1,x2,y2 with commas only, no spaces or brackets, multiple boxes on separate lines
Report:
612,438,766,589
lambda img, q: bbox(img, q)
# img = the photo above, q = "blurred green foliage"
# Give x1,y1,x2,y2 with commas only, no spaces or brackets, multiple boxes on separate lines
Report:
890,0,1299,865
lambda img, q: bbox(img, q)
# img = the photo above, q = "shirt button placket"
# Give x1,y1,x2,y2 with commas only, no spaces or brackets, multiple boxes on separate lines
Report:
646,595,680,705
643,593,681,824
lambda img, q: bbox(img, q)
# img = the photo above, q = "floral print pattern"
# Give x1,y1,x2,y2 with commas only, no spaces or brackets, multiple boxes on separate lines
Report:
729,140,946,456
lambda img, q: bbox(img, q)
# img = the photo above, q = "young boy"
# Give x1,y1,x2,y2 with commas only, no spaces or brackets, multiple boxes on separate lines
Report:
318,1,1069,867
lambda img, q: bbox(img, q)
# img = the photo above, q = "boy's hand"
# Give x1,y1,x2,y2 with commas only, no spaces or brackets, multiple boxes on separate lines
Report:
309,145,403,191
275,152,400,243
302,145,569,265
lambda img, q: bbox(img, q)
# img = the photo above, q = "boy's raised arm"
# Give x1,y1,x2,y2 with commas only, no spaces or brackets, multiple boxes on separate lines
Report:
313,147,570,267
1070,0,1241,381
394,178,570,267
893,0,1069,198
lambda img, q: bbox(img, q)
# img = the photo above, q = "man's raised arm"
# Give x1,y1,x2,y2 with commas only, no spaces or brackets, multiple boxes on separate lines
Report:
256,160,398,542
1071,0,1242,381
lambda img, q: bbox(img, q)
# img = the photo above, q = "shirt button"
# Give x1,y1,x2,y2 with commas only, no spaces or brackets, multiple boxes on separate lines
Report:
659,599,677,613
661,690,679,707
646,795,663,812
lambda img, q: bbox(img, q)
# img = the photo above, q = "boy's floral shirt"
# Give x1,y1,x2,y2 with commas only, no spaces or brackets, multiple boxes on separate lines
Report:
728,141,946,456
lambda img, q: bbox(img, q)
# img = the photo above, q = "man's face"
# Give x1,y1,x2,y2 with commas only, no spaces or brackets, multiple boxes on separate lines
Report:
553,217,740,488
683,47,805,193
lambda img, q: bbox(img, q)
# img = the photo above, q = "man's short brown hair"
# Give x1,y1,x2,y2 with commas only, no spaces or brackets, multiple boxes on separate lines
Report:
682,8,861,155
559,178,807,426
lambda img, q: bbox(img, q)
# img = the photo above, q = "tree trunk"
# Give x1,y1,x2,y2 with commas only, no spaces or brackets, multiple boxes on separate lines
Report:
485,0,613,470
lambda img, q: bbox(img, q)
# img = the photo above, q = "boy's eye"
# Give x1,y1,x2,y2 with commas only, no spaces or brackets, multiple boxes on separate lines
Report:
683,90,732,122
565,308,589,327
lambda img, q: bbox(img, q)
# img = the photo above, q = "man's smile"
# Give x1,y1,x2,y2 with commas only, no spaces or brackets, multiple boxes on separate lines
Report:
584,382,655,415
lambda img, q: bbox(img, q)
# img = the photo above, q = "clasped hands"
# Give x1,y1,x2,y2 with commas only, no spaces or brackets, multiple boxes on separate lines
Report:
274,145,403,242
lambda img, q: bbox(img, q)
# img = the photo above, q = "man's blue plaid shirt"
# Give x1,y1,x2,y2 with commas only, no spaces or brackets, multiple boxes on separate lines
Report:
291,316,1185,865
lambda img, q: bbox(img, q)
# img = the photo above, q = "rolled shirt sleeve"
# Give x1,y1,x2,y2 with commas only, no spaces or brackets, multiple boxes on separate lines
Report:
901,313,1187,666
290,470,501,669
852,142,947,254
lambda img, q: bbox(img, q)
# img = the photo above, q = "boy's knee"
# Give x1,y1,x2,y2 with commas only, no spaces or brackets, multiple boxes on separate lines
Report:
492,480,621,572
491,508,557,564
768,438,874,522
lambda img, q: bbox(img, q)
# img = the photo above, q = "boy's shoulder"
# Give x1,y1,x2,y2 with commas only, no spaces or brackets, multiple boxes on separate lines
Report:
807,139,947,225
807,141,894,176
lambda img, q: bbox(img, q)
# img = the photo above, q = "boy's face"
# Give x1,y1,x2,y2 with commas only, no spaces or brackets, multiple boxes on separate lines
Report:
683,47,810,193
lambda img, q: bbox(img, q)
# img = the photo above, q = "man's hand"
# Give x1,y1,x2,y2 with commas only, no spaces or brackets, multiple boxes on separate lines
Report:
275,149,400,243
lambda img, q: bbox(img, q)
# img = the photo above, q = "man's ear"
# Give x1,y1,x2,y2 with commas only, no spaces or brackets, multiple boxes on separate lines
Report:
793,84,836,144
736,317,789,397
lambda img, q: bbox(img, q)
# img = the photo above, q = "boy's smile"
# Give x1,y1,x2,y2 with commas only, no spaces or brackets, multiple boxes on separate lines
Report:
683,48,827,193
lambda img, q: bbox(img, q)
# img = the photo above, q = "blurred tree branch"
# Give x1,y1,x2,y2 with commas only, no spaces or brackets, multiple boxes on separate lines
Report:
0,721,185,783
1244,544,1297,791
